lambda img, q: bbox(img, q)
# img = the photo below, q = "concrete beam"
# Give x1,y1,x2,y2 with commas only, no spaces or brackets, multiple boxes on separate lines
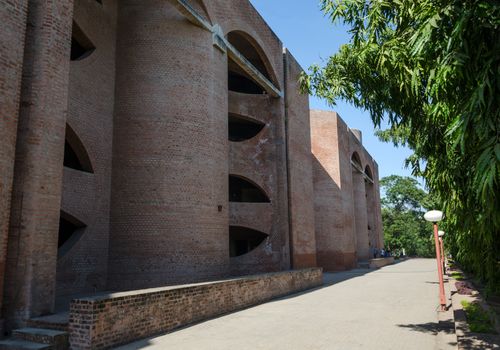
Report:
350,160,374,184
226,41,282,98
166,0,212,30
167,0,283,98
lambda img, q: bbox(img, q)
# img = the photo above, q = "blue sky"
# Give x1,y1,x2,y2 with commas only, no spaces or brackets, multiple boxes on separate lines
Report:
249,0,415,180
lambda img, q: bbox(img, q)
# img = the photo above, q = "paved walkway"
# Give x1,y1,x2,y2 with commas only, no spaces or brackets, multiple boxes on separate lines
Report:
116,259,445,350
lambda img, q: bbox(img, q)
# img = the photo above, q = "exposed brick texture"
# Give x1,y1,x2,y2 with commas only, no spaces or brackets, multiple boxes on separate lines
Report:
3,0,74,329
0,0,29,332
284,50,317,269
311,110,383,270
56,0,118,305
69,268,322,350
107,0,230,289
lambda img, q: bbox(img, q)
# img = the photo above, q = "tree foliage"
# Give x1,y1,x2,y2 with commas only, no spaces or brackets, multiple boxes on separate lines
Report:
301,0,500,288
381,175,435,257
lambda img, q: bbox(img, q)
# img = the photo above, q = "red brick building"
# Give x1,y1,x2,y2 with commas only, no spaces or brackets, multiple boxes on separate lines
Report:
0,0,383,335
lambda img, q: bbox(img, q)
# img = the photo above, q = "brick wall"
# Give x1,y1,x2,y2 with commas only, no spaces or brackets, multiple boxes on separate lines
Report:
4,0,74,329
56,0,118,302
311,110,383,270
69,268,323,349
108,0,230,289
221,0,291,275
284,50,317,269
0,0,28,331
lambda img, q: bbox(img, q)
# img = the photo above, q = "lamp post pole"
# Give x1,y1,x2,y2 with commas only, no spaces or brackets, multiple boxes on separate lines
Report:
425,210,447,311
438,231,446,273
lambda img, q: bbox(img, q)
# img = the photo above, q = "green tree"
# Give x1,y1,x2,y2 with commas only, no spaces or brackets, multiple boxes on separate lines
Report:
380,175,434,257
301,0,500,289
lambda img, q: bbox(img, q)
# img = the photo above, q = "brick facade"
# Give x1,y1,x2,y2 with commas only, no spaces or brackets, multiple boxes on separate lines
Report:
311,110,383,270
1,0,384,339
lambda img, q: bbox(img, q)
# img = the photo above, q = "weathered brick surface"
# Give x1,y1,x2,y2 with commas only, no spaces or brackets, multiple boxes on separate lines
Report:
3,0,74,329
223,0,290,275
311,110,383,270
228,91,290,275
107,0,230,289
69,268,322,350
56,0,118,301
0,0,28,332
284,50,317,269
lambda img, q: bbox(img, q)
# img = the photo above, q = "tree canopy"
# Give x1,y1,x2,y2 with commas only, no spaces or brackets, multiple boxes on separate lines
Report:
301,0,500,289
380,175,435,257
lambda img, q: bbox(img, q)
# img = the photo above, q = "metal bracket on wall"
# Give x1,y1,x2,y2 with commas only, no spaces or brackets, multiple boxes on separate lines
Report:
166,0,283,98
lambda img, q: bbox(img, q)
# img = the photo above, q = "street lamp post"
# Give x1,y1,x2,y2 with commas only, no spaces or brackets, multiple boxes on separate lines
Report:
424,210,446,311
438,230,445,273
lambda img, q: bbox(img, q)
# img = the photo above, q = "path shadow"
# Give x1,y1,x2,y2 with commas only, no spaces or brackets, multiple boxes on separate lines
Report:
397,320,455,335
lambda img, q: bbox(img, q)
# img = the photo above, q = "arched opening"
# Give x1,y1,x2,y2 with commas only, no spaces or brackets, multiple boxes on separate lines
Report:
227,31,277,94
351,152,369,260
229,175,270,203
351,152,362,170
58,211,86,253
228,114,265,142
229,226,268,257
364,165,377,254
71,21,95,61
64,124,94,173
364,165,373,182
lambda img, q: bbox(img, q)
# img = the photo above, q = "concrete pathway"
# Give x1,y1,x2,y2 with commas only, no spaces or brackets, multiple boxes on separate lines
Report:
116,259,447,350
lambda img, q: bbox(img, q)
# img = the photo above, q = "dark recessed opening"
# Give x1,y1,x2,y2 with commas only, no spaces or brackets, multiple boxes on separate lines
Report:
229,175,270,203
228,65,265,94
64,140,84,171
58,212,86,249
228,114,265,142
226,31,276,95
229,226,268,257
71,22,95,61
64,124,94,173
227,31,274,83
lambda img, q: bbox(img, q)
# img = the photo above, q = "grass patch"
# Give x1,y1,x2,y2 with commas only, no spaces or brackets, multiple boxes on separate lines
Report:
461,300,497,334
451,272,465,281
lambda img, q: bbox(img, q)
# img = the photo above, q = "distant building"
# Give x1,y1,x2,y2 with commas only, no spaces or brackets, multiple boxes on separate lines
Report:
0,0,383,333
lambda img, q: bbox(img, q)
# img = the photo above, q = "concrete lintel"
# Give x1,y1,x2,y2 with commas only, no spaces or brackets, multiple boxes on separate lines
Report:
166,0,212,30
350,160,374,184
167,0,283,98
226,42,282,98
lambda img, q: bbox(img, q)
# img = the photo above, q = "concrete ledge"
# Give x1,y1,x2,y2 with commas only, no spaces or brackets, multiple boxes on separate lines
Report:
68,268,323,350
369,257,395,269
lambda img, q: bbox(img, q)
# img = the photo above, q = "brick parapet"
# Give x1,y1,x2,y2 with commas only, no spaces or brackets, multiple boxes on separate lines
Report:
69,268,323,349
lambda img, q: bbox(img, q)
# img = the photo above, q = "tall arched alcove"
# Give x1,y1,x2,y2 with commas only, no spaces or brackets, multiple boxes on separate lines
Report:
351,152,369,260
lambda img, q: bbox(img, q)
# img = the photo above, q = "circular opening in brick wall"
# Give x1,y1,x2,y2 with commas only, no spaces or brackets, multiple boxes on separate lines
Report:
64,123,94,173
58,211,86,258
71,21,95,61
229,225,268,257
229,175,270,203
228,113,265,142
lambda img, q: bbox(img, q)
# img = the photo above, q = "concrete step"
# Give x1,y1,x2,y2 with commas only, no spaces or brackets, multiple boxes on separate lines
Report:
26,313,68,332
12,329,68,350
0,339,52,350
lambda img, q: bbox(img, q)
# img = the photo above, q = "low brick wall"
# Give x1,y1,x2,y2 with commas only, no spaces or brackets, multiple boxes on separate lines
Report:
369,257,395,269
69,268,322,349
